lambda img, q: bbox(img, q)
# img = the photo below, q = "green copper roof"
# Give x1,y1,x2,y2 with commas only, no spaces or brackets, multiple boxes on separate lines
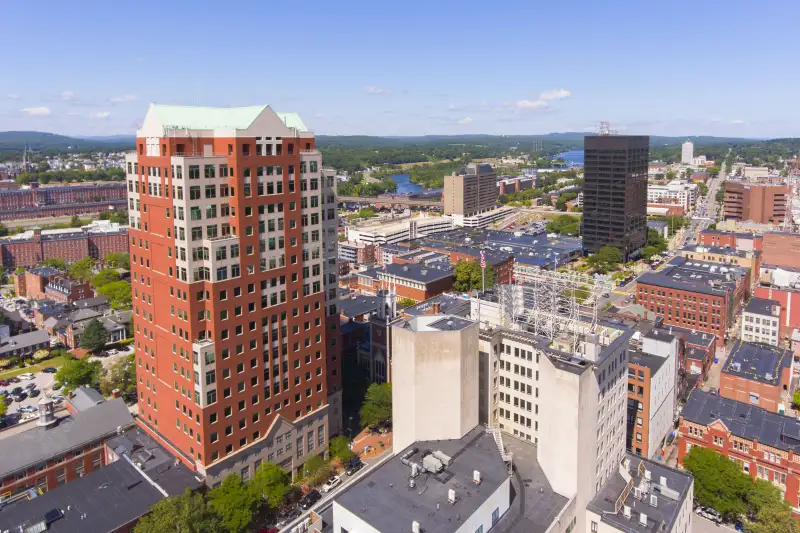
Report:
275,112,308,131
150,104,268,130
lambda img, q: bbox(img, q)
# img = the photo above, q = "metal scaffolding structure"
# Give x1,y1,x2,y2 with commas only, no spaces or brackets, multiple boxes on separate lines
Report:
499,265,614,352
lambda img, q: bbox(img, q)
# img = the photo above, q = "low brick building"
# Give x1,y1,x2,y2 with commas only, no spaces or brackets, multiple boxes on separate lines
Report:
678,244,761,287
356,263,454,303
723,181,791,224
0,398,134,496
0,221,128,268
17,266,62,299
636,257,750,347
761,232,800,270
679,389,800,516
720,340,792,413
44,276,93,304
697,229,762,252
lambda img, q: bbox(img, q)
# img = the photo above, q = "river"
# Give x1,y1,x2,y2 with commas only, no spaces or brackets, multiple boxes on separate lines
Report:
389,173,426,195
555,150,584,167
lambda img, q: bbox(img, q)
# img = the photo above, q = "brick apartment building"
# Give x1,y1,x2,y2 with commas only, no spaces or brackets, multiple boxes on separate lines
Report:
753,285,800,339
723,181,791,224
636,257,750,347
720,340,793,413
678,244,761,287
0,182,127,222
760,232,800,270
126,104,338,484
669,325,716,380
679,389,800,515
356,262,454,302
0,221,129,268
15,266,62,299
698,229,763,252
44,276,93,304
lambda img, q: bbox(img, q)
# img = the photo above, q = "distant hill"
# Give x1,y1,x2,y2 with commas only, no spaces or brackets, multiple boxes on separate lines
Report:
0,131,134,155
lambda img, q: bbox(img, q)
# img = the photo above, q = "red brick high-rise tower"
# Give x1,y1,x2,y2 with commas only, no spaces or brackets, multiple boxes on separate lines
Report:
126,105,339,484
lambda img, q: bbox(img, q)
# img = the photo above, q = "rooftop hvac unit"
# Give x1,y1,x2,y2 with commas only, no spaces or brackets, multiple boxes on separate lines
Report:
448,489,458,504
644,469,651,481
650,495,658,508
473,470,482,485
432,450,452,466
412,521,421,533
423,455,444,473
660,476,667,487
623,505,632,519
639,513,648,526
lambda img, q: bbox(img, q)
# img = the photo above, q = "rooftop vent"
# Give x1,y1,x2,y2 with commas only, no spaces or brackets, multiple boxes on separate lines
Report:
650,495,658,508
473,470,481,485
639,513,648,526
448,489,458,504
623,505,632,519
412,520,421,533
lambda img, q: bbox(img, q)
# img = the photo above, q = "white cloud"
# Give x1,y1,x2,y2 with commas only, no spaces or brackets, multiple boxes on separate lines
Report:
92,111,111,119
109,94,138,103
21,107,51,116
730,119,746,124
515,99,549,109
457,117,473,125
61,91,76,101
6,93,20,100
364,86,392,95
539,88,571,101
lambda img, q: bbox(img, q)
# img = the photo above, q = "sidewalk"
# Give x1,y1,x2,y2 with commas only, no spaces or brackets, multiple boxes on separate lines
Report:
351,428,393,460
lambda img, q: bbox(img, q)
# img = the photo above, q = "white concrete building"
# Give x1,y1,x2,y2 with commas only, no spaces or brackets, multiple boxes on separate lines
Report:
647,180,698,210
472,291,633,533
450,206,515,229
391,315,479,451
346,214,454,245
741,297,781,346
681,141,694,165
586,455,693,533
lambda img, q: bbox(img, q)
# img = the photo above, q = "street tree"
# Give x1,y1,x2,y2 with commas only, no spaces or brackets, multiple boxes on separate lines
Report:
453,260,496,292
360,382,392,428
329,436,355,463
252,462,291,509
104,252,130,269
97,280,132,309
55,357,102,394
100,353,136,397
92,269,120,289
134,489,223,533
682,446,751,519
302,454,332,486
79,318,109,353
585,246,622,274
208,474,259,533
68,257,95,281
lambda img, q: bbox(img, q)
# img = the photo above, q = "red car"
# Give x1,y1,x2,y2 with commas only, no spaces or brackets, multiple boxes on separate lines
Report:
258,529,278,533
0,380,8,386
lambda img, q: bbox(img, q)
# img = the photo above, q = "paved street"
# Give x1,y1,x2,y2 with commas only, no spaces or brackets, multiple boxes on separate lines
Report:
692,514,737,533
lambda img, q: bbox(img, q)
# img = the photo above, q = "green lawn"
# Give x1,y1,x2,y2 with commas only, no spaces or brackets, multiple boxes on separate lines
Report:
0,355,72,379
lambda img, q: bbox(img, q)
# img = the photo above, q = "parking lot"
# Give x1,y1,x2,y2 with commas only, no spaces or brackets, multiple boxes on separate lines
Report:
1,369,65,425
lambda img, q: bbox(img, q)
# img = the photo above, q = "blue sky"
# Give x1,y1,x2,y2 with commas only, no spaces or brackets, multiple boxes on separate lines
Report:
2,0,798,138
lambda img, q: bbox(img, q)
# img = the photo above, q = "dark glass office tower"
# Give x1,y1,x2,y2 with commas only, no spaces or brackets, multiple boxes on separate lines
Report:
581,135,649,260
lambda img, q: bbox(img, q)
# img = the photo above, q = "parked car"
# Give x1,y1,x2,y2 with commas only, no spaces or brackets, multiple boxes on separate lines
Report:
8,377,20,384
52,382,63,390
11,387,23,396
321,475,341,493
299,490,321,510
19,405,37,413
18,373,35,381
106,349,119,356
0,379,8,386
50,394,65,402
14,392,27,402
3,397,12,406
41,367,58,374
694,505,722,523
258,528,279,533
345,458,364,476
29,389,40,398
275,507,301,528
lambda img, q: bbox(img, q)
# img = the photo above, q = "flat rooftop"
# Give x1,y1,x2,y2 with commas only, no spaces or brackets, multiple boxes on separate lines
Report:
587,454,693,533
396,314,476,333
335,427,510,533
637,256,747,296
403,293,471,318
338,295,382,319
745,297,780,316
360,262,454,284
722,340,792,386
680,244,752,258
683,389,800,453
628,348,668,374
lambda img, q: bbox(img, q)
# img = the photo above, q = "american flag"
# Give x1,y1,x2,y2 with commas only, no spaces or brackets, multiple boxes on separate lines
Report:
480,250,486,269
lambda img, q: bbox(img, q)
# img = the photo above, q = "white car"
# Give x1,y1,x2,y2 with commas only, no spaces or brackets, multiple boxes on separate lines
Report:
321,475,342,493
18,373,35,380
